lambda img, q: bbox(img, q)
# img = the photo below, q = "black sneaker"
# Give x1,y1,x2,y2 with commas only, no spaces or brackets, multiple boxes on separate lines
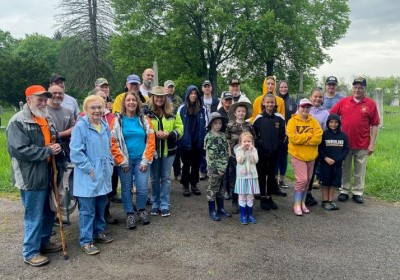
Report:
338,193,349,202
126,213,137,230
138,211,151,225
183,186,191,197
191,185,201,195
305,193,318,206
352,195,364,204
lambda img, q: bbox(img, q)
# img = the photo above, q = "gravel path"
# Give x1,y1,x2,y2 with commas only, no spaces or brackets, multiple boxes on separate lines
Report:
1,180,399,280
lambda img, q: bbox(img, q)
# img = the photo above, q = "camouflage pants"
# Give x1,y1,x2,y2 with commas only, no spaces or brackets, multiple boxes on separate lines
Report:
207,172,224,201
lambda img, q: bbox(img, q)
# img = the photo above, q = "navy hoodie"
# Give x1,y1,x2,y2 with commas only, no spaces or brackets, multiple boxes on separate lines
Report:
318,114,349,162
178,85,206,150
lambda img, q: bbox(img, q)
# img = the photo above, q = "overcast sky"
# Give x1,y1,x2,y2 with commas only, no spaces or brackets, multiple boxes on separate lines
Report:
1,0,399,85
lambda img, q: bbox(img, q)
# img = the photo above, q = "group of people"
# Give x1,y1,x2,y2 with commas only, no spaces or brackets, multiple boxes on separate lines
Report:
6,70,379,267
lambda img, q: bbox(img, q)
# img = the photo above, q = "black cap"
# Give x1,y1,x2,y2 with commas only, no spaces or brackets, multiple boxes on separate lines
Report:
222,91,233,100
202,80,212,87
227,78,240,85
50,74,65,84
325,76,338,85
352,77,367,87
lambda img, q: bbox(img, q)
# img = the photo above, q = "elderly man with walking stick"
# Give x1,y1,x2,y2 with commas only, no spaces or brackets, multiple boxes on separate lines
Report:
6,85,65,267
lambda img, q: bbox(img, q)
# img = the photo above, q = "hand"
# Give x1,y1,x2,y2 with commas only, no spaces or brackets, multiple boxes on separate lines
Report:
49,143,61,155
139,164,147,172
218,171,225,176
122,166,130,173
89,171,95,179
324,157,335,165
156,131,169,139
367,144,374,156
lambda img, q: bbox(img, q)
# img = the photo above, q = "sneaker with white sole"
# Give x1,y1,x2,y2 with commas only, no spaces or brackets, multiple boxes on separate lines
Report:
279,179,289,189
151,208,160,216
161,209,170,217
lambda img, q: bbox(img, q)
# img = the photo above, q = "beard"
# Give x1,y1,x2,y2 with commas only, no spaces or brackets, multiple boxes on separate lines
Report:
29,104,48,118
144,79,152,88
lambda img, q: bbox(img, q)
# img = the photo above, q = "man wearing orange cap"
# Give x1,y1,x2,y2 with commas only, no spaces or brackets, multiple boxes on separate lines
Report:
6,85,64,267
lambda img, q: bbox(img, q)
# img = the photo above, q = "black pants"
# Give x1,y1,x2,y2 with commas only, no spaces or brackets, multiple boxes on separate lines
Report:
308,156,321,191
256,154,278,197
173,148,182,177
107,166,119,198
180,147,202,187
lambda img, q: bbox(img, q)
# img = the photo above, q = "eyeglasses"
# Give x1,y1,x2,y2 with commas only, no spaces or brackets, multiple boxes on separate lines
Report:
51,92,63,95
88,105,103,110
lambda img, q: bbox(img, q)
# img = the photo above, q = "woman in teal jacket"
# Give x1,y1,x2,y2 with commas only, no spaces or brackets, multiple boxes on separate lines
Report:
147,86,184,217
70,95,114,255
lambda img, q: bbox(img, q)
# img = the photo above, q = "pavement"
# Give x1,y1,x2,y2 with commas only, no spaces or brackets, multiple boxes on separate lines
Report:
0,179,399,280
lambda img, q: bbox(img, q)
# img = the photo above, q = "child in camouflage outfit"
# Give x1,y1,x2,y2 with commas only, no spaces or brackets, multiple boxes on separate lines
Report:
204,112,232,221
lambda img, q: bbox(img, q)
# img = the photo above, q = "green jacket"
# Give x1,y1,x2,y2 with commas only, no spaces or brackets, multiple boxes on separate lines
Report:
147,111,184,158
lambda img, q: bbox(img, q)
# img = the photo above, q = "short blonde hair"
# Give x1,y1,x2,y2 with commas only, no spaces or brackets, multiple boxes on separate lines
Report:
239,131,254,145
83,95,105,114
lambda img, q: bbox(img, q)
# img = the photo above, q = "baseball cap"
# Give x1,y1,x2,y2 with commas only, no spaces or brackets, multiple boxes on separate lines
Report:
164,80,175,87
127,74,141,84
221,91,233,100
325,76,338,85
227,78,240,85
95,78,109,86
298,98,312,107
50,74,65,84
202,80,211,87
352,77,367,87
25,85,52,98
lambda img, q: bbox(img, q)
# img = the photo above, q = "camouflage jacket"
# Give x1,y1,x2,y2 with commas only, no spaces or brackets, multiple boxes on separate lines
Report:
226,121,256,157
204,131,228,174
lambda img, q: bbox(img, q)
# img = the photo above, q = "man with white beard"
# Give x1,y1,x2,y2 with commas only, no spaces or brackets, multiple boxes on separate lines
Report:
139,68,155,99
7,85,63,267
47,85,75,160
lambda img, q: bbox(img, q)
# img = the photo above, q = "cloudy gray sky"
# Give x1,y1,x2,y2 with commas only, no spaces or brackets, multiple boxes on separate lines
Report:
1,0,399,84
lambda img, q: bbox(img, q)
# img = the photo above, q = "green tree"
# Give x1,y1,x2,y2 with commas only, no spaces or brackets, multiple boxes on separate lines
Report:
56,0,116,95
112,0,245,93
0,30,19,104
235,0,350,90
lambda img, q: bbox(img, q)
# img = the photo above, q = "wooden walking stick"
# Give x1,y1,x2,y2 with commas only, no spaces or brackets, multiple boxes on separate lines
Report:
51,135,69,260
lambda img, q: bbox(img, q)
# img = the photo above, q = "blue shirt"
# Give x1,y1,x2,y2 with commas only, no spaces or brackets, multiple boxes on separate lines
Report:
122,116,146,160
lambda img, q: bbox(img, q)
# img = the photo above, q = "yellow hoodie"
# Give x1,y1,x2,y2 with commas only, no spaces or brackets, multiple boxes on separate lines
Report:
287,113,323,161
249,77,285,123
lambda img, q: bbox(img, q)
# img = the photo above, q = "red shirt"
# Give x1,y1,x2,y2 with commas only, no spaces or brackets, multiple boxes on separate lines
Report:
330,96,379,149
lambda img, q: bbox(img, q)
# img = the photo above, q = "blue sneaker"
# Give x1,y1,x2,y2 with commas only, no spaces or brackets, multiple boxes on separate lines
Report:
161,209,170,217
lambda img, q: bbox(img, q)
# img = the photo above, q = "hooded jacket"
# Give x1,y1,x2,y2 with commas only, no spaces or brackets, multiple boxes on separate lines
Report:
318,114,349,162
178,85,207,150
287,113,323,161
70,115,113,197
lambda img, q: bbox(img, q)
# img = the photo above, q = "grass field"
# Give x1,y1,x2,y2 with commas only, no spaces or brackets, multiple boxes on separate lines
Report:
0,106,399,202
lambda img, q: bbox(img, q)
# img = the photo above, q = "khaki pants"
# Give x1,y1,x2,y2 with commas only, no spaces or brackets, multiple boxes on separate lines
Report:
340,149,369,196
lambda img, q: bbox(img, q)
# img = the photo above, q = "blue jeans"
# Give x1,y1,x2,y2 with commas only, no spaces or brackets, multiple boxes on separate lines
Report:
20,188,55,260
275,139,288,177
118,158,149,213
76,195,107,247
150,155,175,211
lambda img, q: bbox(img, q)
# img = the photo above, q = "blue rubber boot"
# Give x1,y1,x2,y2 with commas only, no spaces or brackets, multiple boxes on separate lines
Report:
247,206,257,224
216,197,232,217
239,206,248,225
208,201,221,221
